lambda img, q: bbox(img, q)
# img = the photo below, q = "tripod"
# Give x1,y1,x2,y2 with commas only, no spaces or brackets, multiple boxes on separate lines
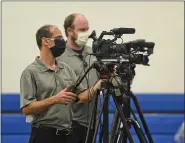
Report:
108,73,154,143
109,93,148,143
85,72,134,143
85,71,154,143
69,60,154,143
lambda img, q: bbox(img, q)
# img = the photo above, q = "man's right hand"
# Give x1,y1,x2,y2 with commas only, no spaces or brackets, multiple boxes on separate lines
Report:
22,87,77,115
53,87,77,104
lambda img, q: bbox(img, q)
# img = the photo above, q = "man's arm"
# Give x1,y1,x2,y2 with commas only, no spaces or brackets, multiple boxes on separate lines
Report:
22,96,56,115
20,70,76,115
22,87,77,115
22,87,76,115
77,80,102,103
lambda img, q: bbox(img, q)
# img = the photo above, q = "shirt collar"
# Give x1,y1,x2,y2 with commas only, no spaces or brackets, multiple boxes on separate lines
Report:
65,43,91,57
35,56,64,72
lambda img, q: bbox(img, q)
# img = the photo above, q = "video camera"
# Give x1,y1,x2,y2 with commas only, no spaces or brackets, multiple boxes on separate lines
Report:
89,28,155,66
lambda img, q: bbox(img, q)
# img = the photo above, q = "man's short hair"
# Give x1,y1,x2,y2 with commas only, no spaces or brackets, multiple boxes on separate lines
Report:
63,13,77,37
36,25,55,49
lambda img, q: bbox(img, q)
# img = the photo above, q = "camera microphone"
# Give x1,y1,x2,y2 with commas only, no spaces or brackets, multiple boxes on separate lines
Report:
111,28,135,34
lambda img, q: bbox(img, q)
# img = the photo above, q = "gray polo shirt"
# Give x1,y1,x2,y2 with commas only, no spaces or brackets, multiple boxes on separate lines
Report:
57,44,99,127
20,56,83,129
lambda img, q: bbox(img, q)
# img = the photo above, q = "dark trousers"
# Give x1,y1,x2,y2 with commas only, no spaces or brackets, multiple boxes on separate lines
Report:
29,125,71,143
67,121,94,143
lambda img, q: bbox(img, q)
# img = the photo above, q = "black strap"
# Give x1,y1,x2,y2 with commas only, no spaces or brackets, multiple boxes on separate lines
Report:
78,54,88,67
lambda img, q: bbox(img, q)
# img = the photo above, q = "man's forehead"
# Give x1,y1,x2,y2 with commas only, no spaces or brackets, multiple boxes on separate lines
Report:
50,27,62,37
50,27,61,33
73,15,89,26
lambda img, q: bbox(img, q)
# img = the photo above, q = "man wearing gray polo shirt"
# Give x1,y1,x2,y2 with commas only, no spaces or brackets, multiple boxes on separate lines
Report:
20,25,101,143
57,13,99,143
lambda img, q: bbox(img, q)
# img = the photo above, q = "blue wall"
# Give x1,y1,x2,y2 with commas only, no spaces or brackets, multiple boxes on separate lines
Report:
1,93,184,143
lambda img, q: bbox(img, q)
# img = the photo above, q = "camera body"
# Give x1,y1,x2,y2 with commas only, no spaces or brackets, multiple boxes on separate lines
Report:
89,28,155,66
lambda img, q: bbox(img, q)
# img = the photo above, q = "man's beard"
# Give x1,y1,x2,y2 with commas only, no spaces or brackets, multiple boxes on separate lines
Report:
71,33,76,42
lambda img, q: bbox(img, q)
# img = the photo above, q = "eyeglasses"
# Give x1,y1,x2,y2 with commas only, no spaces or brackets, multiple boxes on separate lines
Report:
46,37,64,41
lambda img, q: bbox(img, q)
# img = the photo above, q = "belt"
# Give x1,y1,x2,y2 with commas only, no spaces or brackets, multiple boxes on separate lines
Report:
32,124,72,136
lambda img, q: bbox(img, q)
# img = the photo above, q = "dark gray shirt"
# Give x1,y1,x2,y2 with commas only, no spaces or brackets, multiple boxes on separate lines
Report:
20,57,84,129
57,44,99,127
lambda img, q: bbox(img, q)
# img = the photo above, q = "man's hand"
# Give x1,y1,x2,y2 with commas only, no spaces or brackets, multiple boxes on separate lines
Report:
53,87,77,104
22,87,77,115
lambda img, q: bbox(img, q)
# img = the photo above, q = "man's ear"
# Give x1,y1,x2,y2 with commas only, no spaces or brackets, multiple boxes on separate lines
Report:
67,27,73,36
42,37,50,48
41,37,51,48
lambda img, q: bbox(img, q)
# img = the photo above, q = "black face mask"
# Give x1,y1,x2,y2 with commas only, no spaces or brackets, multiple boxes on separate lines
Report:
50,39,66,58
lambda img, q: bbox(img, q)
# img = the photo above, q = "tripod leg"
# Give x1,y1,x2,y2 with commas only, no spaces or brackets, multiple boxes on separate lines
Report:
118,96,148,143
92,91,99,135
99,122,103,143
110,107,128,143
110,110,126,143
109,110,121,143
92,92,109,143
118,124,127,143
128,119,147,143
130,92,154,143
115,120,127,143
103,90,109,143
85,90,99,143
122,94,131,143
130,108,148,143
111,92,134,143
110,110,130,143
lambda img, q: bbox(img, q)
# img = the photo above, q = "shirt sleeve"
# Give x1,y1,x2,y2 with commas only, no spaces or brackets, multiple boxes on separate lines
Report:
20,70,37,109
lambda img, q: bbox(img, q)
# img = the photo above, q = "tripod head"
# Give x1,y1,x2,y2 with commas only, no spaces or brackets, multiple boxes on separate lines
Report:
67,57,135,101
93,58,135,95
